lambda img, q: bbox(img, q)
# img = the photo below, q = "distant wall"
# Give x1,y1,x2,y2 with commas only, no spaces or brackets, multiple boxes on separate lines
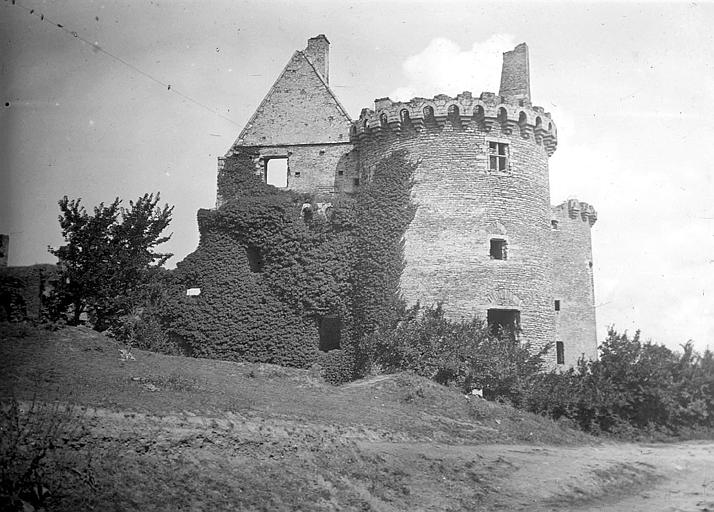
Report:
0,234,8,267
0,264,57,321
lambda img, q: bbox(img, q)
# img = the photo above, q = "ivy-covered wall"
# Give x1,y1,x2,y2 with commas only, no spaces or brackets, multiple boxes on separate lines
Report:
0,264,57,322
164,149,417,379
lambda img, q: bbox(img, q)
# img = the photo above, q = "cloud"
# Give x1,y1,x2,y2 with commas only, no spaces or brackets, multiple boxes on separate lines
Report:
389,34,516,101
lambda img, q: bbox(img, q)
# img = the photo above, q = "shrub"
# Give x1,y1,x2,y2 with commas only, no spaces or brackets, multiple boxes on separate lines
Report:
370,303,549,402
524,327,714,436
317,349,356,385
111,309,181,356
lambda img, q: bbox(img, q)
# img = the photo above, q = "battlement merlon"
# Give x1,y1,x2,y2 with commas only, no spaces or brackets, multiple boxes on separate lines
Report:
351,91,558,156
552,199,598,227
499,43,531,101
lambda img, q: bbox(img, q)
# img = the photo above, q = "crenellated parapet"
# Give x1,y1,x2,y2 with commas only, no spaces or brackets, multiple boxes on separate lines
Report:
350,91,558,156
553,199,597,227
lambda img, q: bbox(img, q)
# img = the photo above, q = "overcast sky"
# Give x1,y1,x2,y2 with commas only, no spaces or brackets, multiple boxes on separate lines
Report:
2,0,713,352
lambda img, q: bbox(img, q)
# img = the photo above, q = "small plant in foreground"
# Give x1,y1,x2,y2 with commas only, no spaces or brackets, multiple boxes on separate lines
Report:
0,397,92,511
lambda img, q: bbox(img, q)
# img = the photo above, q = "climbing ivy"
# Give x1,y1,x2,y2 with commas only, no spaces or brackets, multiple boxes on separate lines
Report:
162,149,416,379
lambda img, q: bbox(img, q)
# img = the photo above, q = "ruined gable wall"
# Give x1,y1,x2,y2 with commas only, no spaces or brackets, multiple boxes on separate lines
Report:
234,52,350,146
223,48,357,202
552,200,598,364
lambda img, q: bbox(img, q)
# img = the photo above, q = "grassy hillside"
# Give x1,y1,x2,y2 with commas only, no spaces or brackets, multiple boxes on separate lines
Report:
2,324,637,512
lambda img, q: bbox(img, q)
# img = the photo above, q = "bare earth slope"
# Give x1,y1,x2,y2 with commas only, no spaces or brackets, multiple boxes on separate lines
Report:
1,324,713,511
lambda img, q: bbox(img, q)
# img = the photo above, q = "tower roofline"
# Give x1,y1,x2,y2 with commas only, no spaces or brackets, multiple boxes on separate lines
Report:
351,91,557,156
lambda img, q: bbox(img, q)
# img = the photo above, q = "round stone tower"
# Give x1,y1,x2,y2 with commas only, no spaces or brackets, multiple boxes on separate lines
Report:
350,43,559,354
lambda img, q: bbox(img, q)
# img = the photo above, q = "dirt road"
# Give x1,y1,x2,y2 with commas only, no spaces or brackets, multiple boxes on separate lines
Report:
73,405,714,511
479,442,714,511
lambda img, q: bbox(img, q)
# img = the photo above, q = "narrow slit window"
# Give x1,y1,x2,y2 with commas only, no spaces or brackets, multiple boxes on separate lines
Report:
265,158,288,188
556,341,565,365
554,300,561,311
488,142,509,172
490,239,508,260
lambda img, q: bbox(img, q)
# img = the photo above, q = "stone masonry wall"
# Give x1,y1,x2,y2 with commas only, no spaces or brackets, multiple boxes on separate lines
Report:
217,144,357,204
232,52,351,147
354,107,556,358
552,200,598,365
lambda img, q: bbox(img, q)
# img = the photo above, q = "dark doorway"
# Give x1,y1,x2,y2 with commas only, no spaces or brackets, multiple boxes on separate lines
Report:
245,245,264,273
487,308,520,338
319,316,341,352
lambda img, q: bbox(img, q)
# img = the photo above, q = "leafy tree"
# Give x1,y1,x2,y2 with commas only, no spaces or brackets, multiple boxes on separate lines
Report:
48,193,173,330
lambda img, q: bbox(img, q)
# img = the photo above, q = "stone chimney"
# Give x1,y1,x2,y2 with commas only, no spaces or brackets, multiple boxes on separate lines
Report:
305,34,330,84
499,43,531,101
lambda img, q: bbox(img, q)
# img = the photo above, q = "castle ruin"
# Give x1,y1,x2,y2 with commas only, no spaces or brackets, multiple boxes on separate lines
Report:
215,36,597,366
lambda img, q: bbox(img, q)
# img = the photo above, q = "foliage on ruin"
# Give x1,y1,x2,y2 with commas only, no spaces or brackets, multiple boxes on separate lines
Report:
524,328,714,436
348,151,418,372
370,303,549,402
48,194,173,331
161,150,417,378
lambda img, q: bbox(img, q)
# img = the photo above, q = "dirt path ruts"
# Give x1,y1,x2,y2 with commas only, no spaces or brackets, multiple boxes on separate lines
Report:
492,442,714,511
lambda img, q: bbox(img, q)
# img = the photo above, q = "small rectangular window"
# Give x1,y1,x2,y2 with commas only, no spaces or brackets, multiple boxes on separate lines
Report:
490,239,507,260
551,220,559,230
353,178,360,186
556,341,565,365
338,170,344,176
266,158,288,188
488,141,509,172
554,300,560,311
294,171,301,178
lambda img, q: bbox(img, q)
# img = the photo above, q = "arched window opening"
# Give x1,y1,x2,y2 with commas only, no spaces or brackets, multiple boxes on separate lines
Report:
379,113,388,127
447,104,461,128
301,203,313,223
497,107,508,128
